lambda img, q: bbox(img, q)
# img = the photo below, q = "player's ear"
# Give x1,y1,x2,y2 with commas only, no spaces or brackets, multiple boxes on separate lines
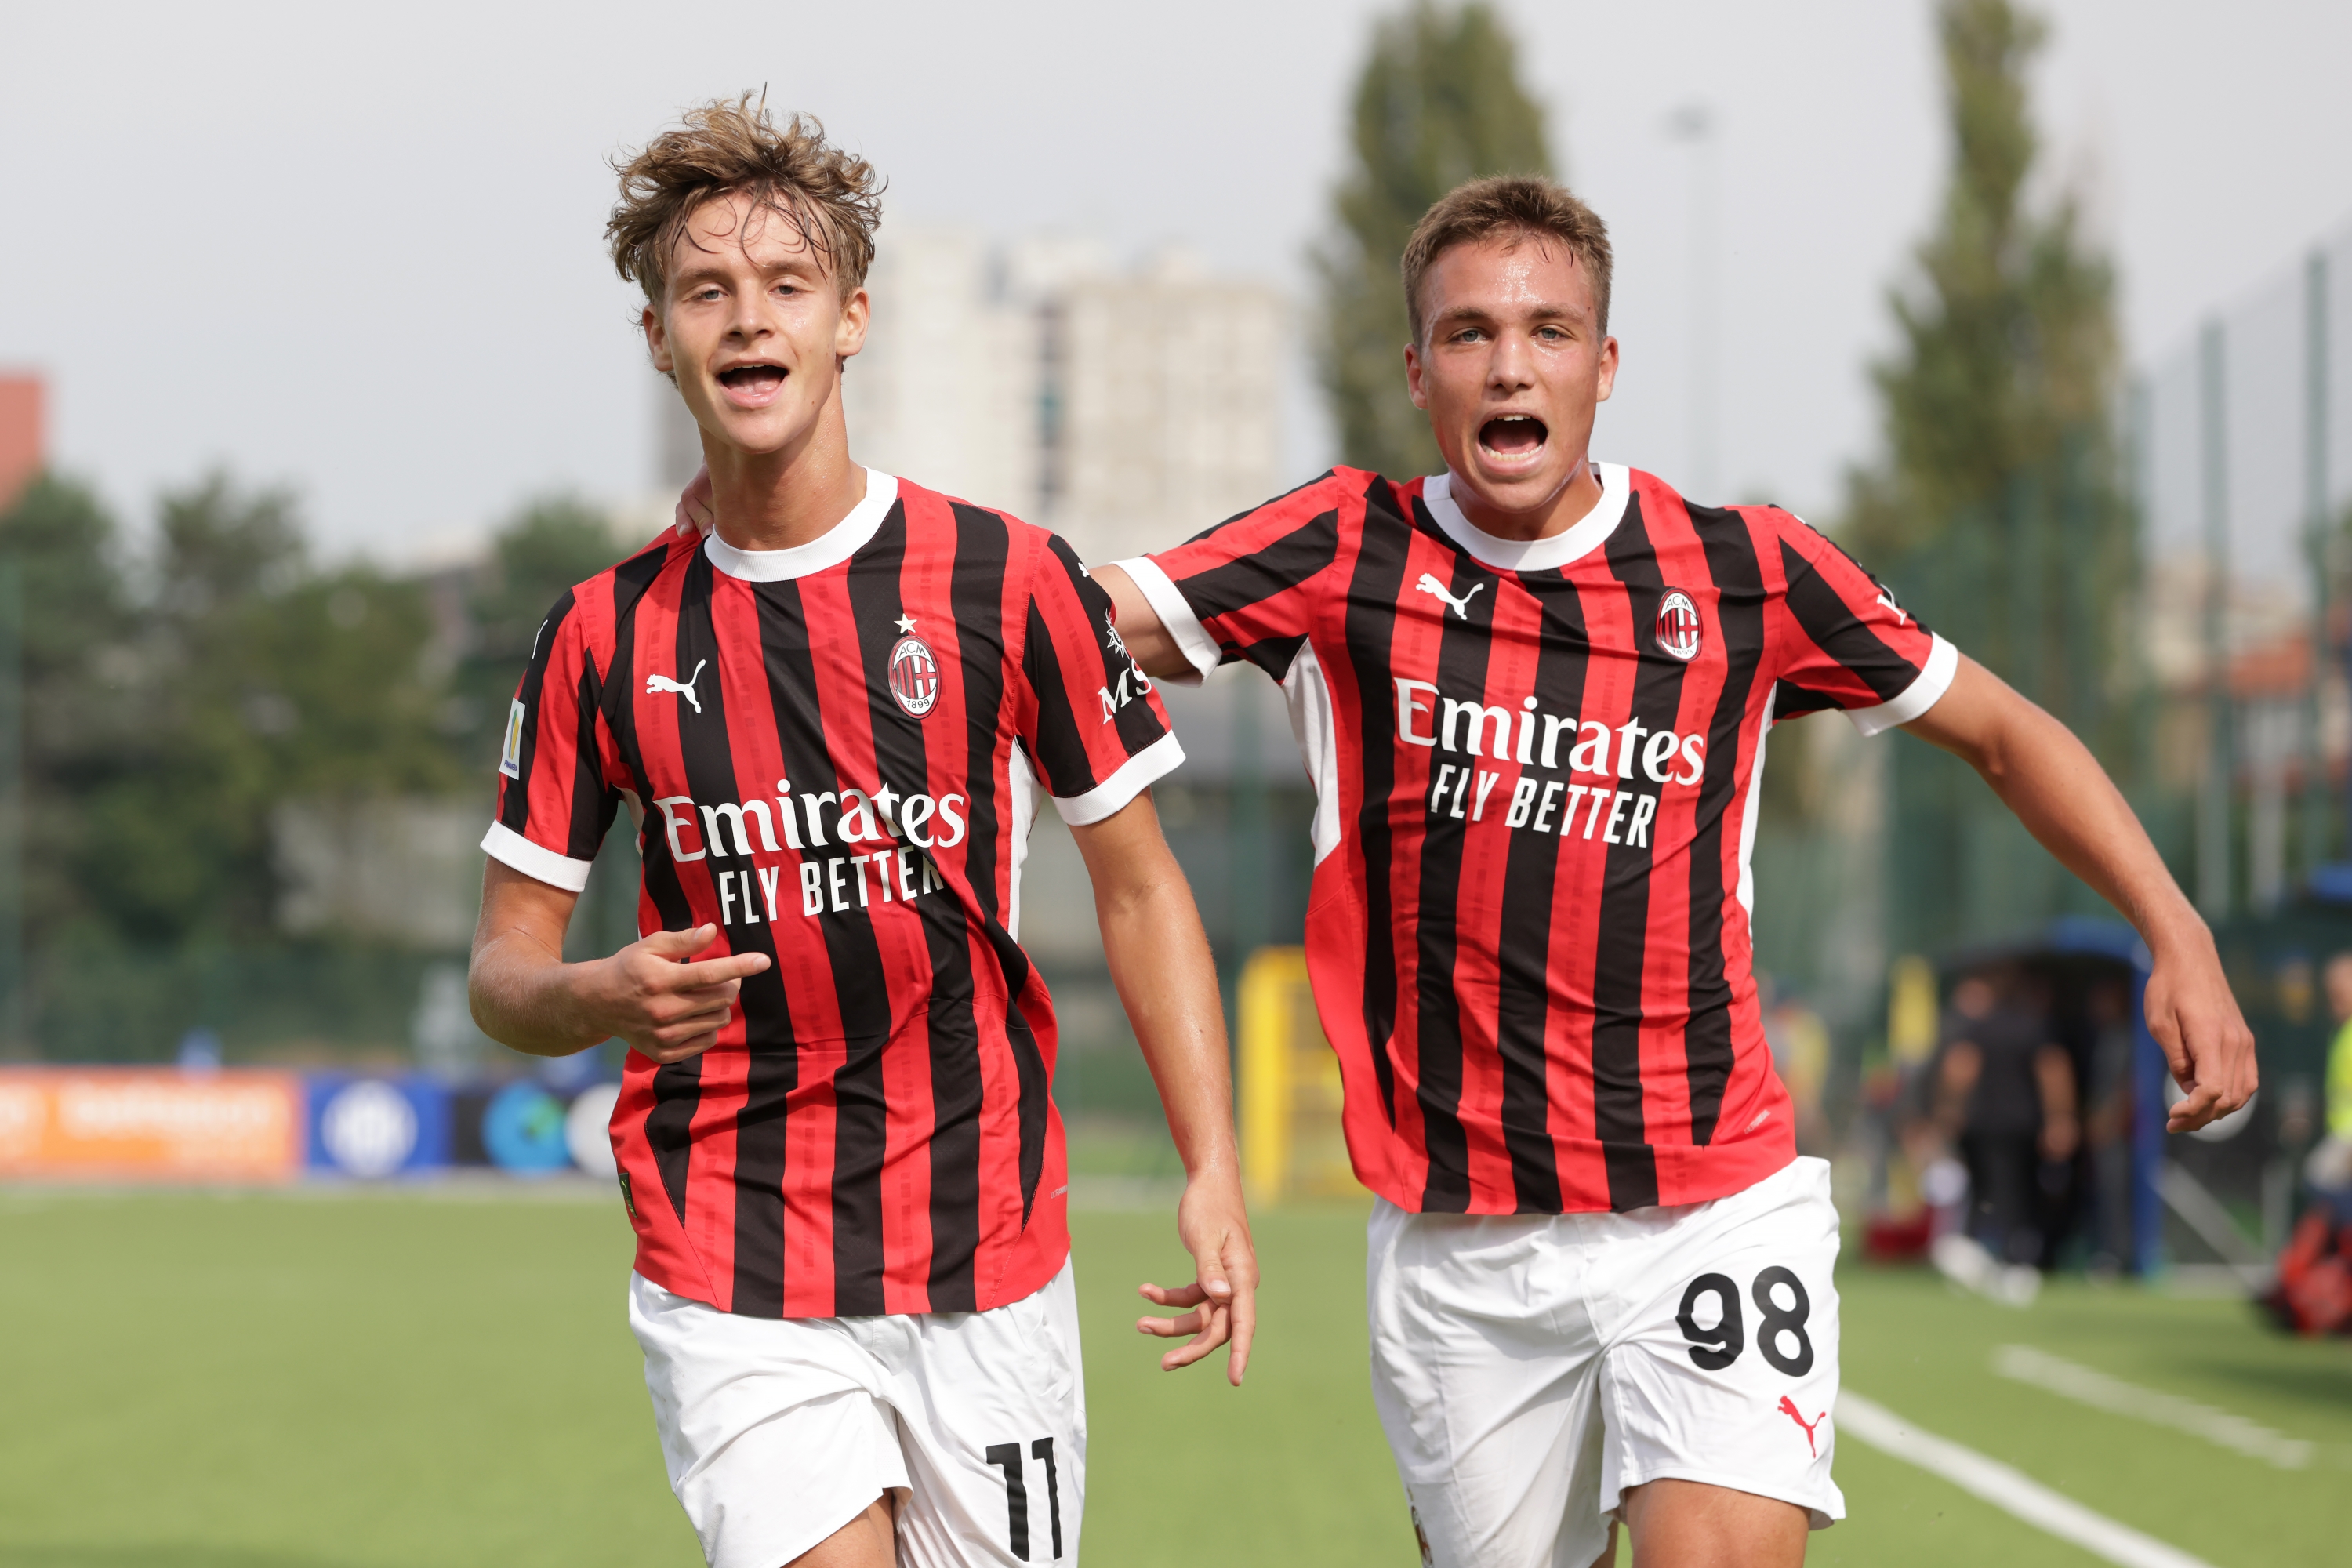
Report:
1594,334,1620,405
1405,339,1429,411
643,303,673,376
834,285,869,365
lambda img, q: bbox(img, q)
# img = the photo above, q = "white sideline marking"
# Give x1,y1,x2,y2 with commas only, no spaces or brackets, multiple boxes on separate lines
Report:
1837,1392,2220,1568
1994,1344,2312,1469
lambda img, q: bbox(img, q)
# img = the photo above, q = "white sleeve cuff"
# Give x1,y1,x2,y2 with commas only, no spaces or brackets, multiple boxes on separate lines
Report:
1052,731,1186,826
1109,556,1219,686
481,822,596,892
1846,634,1958,738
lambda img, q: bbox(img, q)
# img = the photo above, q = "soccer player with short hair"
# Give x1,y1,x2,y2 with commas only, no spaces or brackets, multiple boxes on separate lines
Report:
1087,177,2257,1567
469,97,1255,1568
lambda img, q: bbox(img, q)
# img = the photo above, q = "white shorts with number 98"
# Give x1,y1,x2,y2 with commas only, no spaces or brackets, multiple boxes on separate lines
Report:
630,1260,1085,1568
1369,1156,1844,1567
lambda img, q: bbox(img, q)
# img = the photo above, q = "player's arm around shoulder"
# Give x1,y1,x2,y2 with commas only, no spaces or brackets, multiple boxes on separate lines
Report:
1900,656,2257,1132
1066,792,1259,1385
468,858,770,1065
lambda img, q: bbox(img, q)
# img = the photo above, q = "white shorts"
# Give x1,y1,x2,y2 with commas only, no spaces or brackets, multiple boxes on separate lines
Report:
630,1261,1086,1568
1368,1156,1845,1567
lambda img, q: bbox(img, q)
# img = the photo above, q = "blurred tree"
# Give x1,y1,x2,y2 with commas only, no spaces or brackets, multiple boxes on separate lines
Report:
0,474,140,945
1316,1,1552,481
450,495,626,776
74,473,463,943
1841,0,2132,953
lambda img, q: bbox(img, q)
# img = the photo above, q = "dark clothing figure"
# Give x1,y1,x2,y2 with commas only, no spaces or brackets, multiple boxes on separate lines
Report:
1936,991,2076,1269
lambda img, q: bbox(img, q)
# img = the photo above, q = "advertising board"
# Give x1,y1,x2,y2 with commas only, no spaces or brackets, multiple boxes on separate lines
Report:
0,1068,306,1181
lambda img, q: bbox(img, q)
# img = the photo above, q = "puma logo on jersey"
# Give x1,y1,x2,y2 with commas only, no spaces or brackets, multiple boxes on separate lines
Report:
647,661,708,713
1875,588,1908,625
1777,1395,1827,1456
1415,574,1484,620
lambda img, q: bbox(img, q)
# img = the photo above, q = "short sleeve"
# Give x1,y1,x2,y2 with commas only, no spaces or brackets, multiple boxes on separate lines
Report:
1109,472,1349,685
1021,535,1185,826
1770,517,1956,737
481,588,622,891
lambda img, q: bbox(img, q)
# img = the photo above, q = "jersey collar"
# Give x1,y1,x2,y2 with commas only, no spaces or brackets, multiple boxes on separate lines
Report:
702,470,899,583
1421,463,1630,573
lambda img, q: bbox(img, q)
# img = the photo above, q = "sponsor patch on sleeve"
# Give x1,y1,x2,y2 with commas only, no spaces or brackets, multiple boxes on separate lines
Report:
499,699,527,779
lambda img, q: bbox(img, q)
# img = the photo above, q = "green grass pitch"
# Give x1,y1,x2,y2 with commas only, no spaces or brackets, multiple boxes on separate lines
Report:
1,1188,2345,1566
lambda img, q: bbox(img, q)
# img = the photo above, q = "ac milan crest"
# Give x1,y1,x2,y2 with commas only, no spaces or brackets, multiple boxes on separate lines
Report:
888,634,941,717
1656,590,1703,661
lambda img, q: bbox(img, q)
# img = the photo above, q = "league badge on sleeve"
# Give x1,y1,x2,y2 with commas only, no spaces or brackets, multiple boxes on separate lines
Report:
889,615,941,718
500,699,527,778
1656,590,1703,661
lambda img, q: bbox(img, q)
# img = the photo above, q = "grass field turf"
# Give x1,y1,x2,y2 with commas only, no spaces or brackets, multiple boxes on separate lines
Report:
1,1189,2346,1566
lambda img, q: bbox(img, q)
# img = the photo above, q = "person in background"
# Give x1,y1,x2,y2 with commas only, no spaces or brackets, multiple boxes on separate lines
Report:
1934,967,2077,1268
2082,976,2137,1272
2308,953,2352,1207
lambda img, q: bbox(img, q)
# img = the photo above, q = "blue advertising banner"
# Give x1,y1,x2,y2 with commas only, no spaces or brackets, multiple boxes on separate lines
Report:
304,1076,452,1178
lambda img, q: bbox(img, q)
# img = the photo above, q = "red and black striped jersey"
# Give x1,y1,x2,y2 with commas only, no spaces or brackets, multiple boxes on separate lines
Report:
485,473,1181,1318
1118,464,1951,1215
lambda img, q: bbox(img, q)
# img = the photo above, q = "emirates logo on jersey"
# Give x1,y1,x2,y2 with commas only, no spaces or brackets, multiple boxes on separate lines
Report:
889,633,941,717
1656,590,1703,661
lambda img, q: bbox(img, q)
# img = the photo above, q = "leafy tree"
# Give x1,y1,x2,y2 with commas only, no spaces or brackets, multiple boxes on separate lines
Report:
1842,0,2131,953
450,495,628,777
1316,2,1553,481
0,474,140,944
1846,0,2125,728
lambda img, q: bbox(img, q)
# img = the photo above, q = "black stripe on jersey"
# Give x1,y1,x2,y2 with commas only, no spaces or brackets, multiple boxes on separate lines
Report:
659,550,792,1317
823,504,933,1316
855,506,983,1311
753,565,892,1318
563,665,617,858
1168,509,1341,659
1685,506,1768,1145
1780,540,1915,702
1594,497,1691,1211
1406,500,1496,1213
604,576,702,1225
930,503,1014,1296
1049,535,1167,761
1493,573,1591,1212
499,590,575,833
1339,477,1414,1126
1771,678,1842,720
1178,470,1339,546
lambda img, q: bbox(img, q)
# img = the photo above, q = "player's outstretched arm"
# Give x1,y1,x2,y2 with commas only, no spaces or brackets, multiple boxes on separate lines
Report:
468,858,771,1064
1067,791,1258,1386
1091,564,1196,683
1901,655,2257,1131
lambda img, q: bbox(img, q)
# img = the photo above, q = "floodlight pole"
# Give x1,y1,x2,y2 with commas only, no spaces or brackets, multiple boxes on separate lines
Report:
2304,250,2337,869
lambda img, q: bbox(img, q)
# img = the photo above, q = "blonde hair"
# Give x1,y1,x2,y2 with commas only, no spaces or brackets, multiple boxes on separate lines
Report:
1401,176,1613,342
607,93,883,305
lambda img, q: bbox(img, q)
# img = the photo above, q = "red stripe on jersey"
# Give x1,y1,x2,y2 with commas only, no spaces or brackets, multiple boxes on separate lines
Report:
1146,466,1943,1214
488,480,1178,1316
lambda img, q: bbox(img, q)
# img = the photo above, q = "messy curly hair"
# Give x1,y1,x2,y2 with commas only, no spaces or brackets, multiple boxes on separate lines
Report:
607,93,884,307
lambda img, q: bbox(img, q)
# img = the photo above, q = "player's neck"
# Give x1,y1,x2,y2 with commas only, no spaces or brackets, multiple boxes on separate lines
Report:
703,401,867,554
1446,455,1606,544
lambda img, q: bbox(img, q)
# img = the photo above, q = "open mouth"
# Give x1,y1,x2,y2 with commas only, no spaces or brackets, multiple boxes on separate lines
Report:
1479,414,1548,460
717,362,787,404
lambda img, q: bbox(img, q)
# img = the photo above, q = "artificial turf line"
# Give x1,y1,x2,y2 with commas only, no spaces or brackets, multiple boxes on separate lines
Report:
1835,1392,2217,1568
1991,1344,2313,1469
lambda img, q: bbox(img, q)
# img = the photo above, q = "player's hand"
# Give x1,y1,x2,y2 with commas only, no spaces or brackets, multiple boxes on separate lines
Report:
1136,1169,1258,1385
674,465,715,538
583,924,768,1064
2143,929,2258,1133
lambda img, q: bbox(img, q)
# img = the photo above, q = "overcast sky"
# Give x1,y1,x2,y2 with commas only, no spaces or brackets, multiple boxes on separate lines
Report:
5,0,2350,564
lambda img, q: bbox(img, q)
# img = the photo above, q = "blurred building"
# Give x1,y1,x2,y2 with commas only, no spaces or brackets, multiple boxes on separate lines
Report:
654,230,1287,565
0,373,42,511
